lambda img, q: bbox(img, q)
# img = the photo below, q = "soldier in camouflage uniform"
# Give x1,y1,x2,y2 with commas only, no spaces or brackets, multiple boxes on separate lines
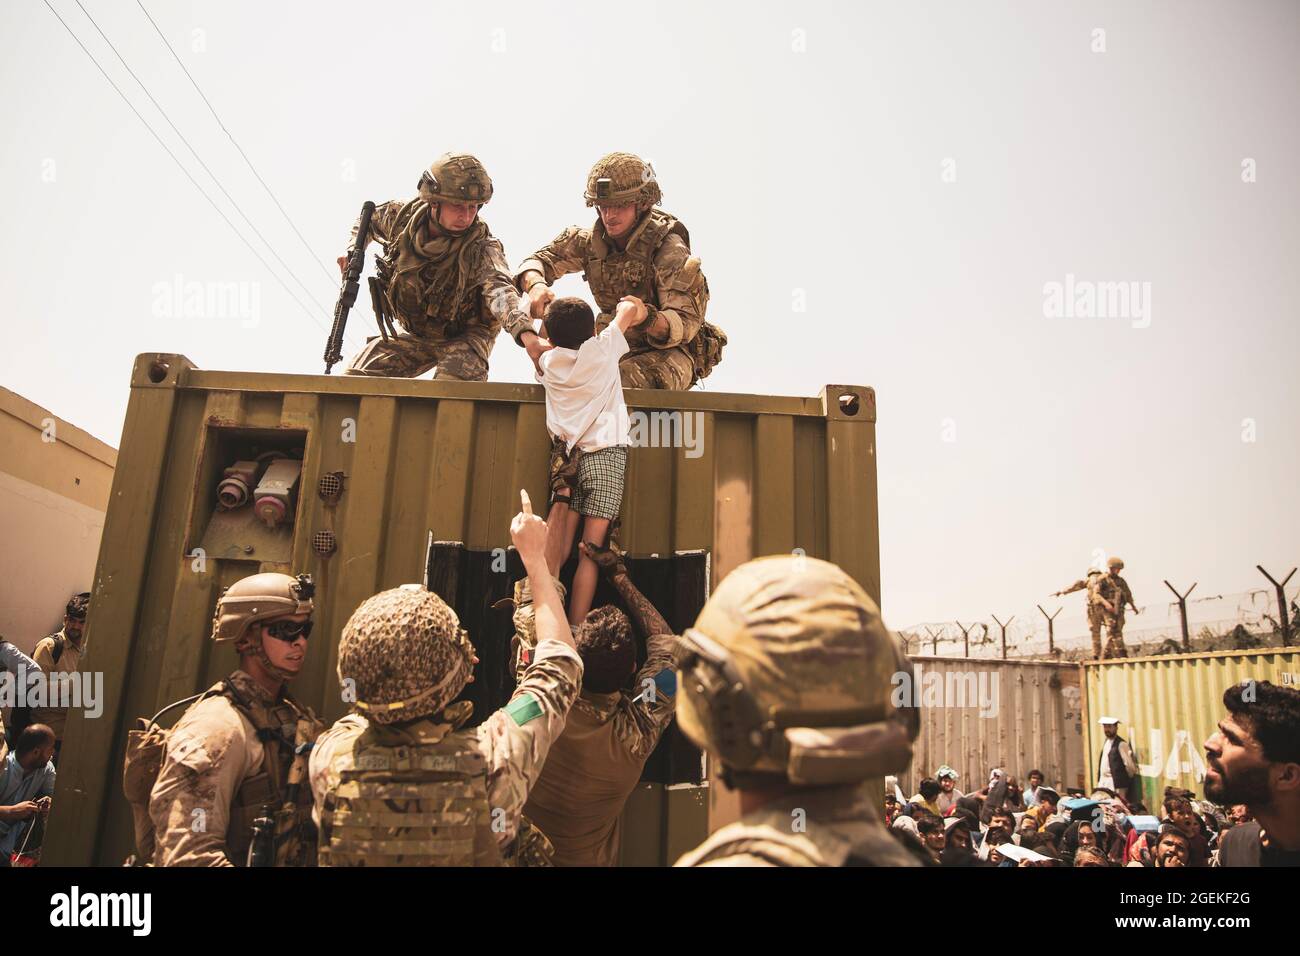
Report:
674,555,926,867
1055,568,1106,658
147,573,323,866
309,490,583,866
1097,556,1139,659
521,541,679,866
670,554,925,868
514,152,725,390
337,153,532,380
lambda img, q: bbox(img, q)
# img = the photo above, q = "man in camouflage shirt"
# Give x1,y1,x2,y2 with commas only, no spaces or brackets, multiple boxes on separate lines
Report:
514,152,723,390
309,491,583,865
338,152,532,380
1097,556,1139,658
521,541,679,866
1055,568,1106,658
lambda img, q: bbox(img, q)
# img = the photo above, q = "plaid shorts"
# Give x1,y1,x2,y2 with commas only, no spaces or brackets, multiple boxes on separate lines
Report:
571,445,628,520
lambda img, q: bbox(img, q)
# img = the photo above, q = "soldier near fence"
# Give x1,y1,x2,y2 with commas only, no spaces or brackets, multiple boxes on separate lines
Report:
1055,569,1106,659
1096,557,1139,659
337,153,532,380
514,152,725,390
673,555,925,867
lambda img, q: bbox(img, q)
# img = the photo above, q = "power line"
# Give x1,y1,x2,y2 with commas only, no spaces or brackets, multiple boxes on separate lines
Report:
134,0,340,288
72,0,335,320
40,0,361,354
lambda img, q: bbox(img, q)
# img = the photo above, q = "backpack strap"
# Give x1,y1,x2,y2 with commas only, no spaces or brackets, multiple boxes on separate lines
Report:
50,635,66,666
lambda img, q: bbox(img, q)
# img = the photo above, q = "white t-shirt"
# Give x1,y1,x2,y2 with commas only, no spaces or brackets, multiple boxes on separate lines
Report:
536,323,631,452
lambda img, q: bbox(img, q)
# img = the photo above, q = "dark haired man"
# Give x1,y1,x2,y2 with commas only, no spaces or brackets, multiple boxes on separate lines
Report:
522,541,678,866
1206,680,1300,866
0,724,56,866
31,592,91,763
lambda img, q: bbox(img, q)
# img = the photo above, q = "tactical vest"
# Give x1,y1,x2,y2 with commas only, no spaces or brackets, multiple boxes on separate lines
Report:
318,718,503,867
584,209,723,381
121,678,319,867
584,209,689,314
374,199,485,338
221,681,320,868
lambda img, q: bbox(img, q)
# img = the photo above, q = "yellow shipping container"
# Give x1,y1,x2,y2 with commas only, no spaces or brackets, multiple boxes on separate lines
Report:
1082,647,1300,809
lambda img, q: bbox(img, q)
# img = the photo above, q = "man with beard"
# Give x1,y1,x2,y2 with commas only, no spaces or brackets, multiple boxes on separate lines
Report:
1096,716,1141,805
338,153,532,380
1129,824,1189,868
1205,680,1300,867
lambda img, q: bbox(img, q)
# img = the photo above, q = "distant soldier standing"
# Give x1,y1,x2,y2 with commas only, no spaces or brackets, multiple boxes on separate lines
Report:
309,490,583,866
1054,568,1106,659
1097,557,1139,659
146,573,323,866
514,152,725,390
673,555,925,867
338,153,532,380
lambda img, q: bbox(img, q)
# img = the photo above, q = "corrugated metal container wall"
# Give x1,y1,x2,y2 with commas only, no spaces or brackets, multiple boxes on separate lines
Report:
903,656,1086,795
45,354,880,866
1082,648,1300,809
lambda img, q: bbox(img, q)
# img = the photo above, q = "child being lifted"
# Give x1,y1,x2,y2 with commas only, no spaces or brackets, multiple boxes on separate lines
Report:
534,294,644,627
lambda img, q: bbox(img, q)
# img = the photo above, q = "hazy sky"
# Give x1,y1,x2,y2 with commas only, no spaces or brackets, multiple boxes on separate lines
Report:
2,0,1296,635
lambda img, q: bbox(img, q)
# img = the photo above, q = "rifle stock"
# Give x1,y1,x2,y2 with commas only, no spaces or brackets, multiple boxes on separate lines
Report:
324,200,376,373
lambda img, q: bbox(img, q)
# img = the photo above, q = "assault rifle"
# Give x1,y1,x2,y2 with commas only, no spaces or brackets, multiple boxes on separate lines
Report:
324,200,376,373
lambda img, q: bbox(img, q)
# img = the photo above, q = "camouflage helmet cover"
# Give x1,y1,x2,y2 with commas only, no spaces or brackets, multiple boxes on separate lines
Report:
1107,557,1125,570
676,555,917,785
211,573,314,643
337,585,475,725
418,152,493,206
584,151,661,208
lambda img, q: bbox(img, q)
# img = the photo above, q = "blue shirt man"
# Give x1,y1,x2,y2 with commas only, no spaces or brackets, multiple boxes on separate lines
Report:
0,725,57,861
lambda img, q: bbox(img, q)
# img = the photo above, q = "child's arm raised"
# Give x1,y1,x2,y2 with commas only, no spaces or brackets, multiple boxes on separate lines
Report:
612,295,649,335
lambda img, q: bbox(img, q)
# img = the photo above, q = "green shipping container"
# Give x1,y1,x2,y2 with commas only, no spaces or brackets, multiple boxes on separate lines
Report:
43,353,880,866
1081,647,1300,809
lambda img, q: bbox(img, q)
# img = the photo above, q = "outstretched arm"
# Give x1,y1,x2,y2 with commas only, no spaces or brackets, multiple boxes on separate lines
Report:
579,541,670,638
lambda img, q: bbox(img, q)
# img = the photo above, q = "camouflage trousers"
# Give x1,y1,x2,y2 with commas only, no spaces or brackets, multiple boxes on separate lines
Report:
620,346,695,390
1101,610,1127,659
345,332,492,380
1088,606,1104,659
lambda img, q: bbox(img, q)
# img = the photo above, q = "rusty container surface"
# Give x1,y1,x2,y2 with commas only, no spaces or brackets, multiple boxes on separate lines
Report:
902,656,1086,796
1081,647,1300,809
43,353,879,866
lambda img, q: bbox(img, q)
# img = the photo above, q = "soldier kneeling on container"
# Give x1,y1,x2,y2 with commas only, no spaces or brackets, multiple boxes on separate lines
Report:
139,573,323,867
673,555,926,867
309,489,583,866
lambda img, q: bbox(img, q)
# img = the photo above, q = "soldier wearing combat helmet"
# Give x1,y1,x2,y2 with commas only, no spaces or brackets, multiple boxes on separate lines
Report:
673,555,924,867
338,152,532,380
514,152,725,390
309,490,584,866
1096,556,1139,659
147,573,323,866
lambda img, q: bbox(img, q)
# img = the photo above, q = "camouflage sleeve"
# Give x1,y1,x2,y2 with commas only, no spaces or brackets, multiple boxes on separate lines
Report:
513,226,591,291
346,199,406,256
480,237,537,344
477,637,583,849
148,699,256,867
1121,580,1136,609
646,234,706,350
1059,579,1088,596
614,632,680,760
307,713,368,827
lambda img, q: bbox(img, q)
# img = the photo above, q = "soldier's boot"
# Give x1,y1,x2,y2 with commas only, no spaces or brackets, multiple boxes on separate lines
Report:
548,437,583,508
509,575,567,684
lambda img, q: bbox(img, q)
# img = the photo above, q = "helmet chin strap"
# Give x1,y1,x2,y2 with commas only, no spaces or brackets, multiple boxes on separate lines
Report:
237,634,296,683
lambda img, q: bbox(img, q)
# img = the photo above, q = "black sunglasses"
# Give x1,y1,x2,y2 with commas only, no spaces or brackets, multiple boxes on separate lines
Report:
265,619,313,642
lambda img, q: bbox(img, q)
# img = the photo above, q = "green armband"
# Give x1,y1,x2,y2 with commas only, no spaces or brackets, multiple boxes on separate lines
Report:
506,693,544,727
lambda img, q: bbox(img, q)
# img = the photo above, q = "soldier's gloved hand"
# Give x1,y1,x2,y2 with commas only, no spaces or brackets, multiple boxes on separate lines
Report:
579,540,627,578
527,282,555,319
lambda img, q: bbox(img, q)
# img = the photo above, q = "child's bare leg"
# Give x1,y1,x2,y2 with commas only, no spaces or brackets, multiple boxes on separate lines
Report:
568,515,611,627
544,501,575,577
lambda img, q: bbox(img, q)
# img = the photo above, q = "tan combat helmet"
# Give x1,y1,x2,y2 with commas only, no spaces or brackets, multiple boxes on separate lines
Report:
584,152,661,208
418,152,494,206
1108,557,1125,571
337,585,476,725
211,573,314,643
676,555,918,788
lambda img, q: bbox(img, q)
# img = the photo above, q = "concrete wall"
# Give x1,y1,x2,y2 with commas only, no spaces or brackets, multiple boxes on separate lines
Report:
0,387,116,653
